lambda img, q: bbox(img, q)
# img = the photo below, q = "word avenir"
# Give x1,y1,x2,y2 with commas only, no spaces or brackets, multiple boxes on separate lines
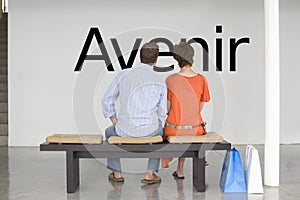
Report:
74,26,250,72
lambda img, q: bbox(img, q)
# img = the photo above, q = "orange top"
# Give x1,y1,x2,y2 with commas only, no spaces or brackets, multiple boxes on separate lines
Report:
164,73,210,137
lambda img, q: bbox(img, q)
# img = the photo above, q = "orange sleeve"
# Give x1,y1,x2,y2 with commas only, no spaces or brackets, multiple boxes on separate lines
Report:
201,76,210,102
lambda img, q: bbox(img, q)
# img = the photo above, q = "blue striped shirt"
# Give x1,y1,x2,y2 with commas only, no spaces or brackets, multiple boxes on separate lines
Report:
102,63,167,137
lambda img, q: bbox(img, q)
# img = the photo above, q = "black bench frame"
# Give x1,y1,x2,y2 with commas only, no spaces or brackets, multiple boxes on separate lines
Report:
40,141,231,193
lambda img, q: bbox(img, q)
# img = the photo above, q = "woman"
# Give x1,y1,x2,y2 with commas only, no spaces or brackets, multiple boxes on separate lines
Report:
162,41,210,179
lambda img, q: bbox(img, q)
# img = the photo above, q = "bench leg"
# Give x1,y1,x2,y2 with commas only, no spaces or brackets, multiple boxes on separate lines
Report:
193,155,205,192
66,150,80,193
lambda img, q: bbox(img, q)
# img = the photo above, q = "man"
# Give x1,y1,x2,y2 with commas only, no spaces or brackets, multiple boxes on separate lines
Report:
102,42,167,184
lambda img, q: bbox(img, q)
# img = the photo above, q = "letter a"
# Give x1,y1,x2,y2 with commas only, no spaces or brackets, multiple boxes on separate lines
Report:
74,28,114,72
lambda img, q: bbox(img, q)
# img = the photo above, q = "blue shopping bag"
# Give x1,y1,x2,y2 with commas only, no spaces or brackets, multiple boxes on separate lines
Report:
220,147,247,193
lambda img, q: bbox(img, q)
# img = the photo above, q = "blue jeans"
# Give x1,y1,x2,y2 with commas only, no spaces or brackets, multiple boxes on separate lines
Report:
105,125,163,173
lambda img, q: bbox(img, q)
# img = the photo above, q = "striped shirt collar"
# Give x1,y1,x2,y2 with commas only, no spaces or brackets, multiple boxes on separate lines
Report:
133,63,154,71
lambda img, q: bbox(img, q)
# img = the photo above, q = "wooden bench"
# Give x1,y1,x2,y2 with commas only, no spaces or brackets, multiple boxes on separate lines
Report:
40,133,231,193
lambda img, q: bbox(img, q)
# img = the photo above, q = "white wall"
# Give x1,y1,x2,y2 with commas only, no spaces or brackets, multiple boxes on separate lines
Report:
8,0,300,146
280,0,300,144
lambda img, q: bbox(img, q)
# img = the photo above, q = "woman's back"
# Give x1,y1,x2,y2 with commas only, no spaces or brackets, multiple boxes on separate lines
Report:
164,73,210,136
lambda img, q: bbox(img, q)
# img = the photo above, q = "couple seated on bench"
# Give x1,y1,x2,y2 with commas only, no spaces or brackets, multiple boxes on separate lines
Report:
102,41,210,184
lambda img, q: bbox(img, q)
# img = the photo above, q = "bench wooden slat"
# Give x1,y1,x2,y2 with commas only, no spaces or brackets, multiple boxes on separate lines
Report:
46,134,103,144
108,135,163,144
167,132,223,144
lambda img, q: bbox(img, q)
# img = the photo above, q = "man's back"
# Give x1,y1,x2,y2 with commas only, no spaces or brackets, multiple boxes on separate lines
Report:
102,63,167,137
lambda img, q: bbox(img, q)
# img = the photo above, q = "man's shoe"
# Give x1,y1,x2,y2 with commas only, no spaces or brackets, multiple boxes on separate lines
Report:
108,172,124,182
141,173,161,185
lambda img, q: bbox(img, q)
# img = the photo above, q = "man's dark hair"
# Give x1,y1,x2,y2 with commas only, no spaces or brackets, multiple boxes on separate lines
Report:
173,41,194,68
140,42,159,65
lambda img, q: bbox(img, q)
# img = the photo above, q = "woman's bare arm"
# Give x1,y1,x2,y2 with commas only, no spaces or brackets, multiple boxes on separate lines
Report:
200,102,205,111
167,100,171,112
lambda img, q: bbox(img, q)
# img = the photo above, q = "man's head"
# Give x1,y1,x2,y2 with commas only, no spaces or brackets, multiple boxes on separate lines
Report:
140,42,159,65
173,41,194,68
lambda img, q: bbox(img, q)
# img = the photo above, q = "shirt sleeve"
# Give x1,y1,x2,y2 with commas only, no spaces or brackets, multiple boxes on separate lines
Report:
101,72,124,118
201,76,211,102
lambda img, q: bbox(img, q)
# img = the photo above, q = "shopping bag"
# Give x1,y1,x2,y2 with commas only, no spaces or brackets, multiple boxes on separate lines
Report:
245,145,264,193
220,147,247,193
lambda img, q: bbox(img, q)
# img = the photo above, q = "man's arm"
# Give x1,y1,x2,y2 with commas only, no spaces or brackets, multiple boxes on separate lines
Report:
109,116,118,126
101,72,124,125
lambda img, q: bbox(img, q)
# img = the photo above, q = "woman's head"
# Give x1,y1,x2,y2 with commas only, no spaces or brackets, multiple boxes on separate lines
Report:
173,42,194,68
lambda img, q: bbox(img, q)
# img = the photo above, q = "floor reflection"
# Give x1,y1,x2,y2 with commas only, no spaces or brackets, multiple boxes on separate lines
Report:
175,179,185,200
141,183,161,200
0,147,9,200
107,181,124,200
222,193,248,200
67,192,80,200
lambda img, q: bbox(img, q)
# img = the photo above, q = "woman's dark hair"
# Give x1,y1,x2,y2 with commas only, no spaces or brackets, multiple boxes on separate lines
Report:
140,42,159,65
173,41,194,68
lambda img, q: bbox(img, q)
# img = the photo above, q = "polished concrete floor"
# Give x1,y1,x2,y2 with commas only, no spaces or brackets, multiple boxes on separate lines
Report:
0,145,299,200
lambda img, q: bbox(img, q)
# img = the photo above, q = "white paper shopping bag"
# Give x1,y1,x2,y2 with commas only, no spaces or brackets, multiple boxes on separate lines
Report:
245,145,264,194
